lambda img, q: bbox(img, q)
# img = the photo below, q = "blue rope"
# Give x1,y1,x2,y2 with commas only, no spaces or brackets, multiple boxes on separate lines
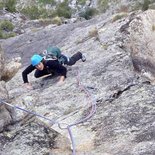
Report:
0,99,58,125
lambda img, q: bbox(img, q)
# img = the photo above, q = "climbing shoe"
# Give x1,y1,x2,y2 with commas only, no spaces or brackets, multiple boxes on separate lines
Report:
81,54,86,62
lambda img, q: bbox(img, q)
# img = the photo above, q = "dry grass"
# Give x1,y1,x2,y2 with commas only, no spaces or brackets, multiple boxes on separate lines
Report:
152,25,155,31
88,27,99,40
112,12,128,22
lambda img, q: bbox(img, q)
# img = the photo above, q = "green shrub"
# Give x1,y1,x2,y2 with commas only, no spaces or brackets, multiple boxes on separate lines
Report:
78,0,86,5
0,30,16,39
0,20,15,39
38,8,49,18
38,0,56,5
21,5,58,19
3,32,16,39
56,1,72,18
79,7,97,20
132,2,142,11
98,0,109,12
132,0,151,11
0,30,3,38
5,0,16,12
21,6,50,20
21,6,41,20
0,2,4,10
142,0,150,11
0,20,14,31
149,3,155,9
20,0,72,19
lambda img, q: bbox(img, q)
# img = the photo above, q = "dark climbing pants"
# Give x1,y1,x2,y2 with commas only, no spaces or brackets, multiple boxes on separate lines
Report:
64,52,82,66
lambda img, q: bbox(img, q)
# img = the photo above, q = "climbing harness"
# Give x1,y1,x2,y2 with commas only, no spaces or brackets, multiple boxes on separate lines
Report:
0,68,96,155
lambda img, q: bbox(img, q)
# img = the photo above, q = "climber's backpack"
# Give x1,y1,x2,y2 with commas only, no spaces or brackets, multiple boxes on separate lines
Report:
41,46,67,65
41,46,62,60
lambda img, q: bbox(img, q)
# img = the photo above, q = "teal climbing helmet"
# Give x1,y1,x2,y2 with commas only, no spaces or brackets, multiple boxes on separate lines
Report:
31,54,43,66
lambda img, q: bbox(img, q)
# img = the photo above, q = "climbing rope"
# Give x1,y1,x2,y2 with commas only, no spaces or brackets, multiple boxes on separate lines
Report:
0,99,59,125
65,69,97,155
0,69,96,155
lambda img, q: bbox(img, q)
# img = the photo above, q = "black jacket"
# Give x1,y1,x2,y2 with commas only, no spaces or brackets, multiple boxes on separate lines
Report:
22,60,67,83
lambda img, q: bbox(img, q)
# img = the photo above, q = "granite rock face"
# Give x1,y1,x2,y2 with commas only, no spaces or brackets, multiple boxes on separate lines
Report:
0,45,4,80
1,10,155,155
0,46,16,133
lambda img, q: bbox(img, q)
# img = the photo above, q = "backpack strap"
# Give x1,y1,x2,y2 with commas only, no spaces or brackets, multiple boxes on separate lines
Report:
43,49,58,60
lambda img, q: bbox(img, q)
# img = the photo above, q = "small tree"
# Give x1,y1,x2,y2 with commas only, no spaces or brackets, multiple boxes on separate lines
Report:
56,1,72,18
5,0,16,12
21,6,41,20
0,20,14,32
142,0,150,11
79,7,97,20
